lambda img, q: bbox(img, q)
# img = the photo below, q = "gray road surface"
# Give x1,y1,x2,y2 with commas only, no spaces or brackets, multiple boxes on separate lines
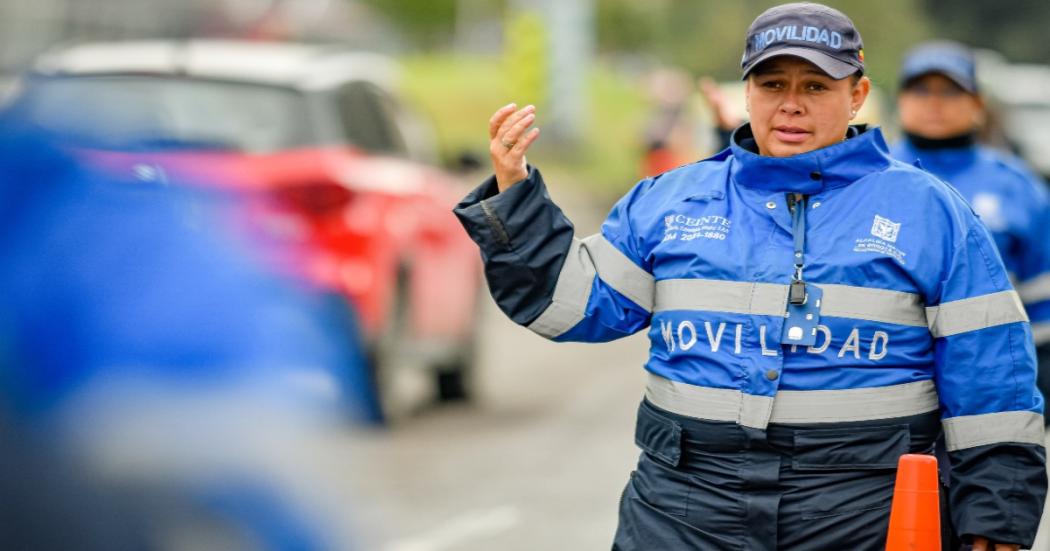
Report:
349,307,648,551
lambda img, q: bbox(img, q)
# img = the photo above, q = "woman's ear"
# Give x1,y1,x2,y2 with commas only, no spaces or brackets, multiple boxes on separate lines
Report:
850,76,872,118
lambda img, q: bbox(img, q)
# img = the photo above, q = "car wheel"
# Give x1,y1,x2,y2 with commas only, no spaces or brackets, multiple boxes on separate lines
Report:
434,285,482,403
368,266,428,425
435,341,475,402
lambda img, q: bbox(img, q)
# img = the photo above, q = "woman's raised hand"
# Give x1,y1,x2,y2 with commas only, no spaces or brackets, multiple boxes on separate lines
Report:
489,103,541,192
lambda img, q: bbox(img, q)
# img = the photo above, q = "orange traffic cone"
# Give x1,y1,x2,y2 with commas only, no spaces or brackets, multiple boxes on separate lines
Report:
885,453,941,551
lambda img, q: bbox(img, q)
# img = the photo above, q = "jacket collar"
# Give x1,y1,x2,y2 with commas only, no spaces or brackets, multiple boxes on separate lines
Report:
903,131,976,150
898,137,978,172
729,123,894,194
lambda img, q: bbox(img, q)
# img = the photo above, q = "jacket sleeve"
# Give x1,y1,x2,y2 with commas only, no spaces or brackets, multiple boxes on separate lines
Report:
1010,167,1050,346
926,218,1047,546
452,166,654,343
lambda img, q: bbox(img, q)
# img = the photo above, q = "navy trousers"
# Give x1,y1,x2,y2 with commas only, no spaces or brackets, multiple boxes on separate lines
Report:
612,400,944,551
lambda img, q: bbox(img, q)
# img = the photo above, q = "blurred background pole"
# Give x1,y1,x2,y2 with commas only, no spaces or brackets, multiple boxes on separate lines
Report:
507,0,594,149
545,0,593,148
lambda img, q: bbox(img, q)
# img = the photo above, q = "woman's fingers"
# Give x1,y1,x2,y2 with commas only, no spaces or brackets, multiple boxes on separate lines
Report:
500,111,536,149
495,105,535,144
489,104,537,160
512,127,540,155
487,103,539,192
489,103,517,140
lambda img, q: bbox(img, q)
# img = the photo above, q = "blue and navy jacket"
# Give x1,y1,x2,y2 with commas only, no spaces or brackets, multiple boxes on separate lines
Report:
892,139,1050,345
455,125,1046,544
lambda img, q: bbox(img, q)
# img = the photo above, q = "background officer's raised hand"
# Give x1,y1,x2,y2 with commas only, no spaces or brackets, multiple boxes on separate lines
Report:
489,103,540,192
698,76,742,132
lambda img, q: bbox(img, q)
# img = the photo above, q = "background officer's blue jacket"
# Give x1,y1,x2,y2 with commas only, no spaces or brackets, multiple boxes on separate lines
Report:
892,139,1050,346
455,125,1047,545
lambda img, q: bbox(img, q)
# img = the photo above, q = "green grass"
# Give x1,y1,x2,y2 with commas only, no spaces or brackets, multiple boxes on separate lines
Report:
398,53,649,198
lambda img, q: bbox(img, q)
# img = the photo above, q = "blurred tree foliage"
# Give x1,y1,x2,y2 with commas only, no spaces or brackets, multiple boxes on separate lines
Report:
922,0,1050,63
597,0,933,86
358,0,501,47
363,0,938,84
357,0,458,46
362,0,1050,75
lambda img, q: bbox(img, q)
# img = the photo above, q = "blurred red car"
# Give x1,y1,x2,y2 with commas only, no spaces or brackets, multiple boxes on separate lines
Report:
7,40,483,422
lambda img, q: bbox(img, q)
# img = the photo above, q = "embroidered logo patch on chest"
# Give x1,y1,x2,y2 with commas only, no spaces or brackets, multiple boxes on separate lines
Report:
662,213,732,242
854,214,906,264
870,215,901,242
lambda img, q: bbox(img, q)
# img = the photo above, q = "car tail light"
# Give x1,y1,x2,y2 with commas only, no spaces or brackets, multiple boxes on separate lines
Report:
273,182,354,215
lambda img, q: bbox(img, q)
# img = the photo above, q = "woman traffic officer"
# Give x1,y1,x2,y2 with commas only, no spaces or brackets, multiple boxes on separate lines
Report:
454,3,1047,550
890,41,1050,418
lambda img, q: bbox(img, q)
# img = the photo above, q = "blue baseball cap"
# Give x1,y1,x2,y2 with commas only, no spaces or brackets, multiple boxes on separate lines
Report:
899,41,978,94
741,2,865,80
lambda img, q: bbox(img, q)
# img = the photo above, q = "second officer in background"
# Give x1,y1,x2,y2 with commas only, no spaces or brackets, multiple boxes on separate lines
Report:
891,41,1050,412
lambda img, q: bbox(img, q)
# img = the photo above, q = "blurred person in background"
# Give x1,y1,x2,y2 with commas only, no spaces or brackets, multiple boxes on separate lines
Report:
0,110,367,550
698,75,746,152
456,2,1045,550
642,74,743,177
641,68,699,177
890,41,1050,424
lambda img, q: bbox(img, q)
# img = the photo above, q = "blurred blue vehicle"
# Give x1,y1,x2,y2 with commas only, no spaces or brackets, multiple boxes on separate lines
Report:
0,116,367,550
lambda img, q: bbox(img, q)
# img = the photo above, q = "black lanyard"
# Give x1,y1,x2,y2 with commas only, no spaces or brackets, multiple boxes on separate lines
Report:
787,193,807,305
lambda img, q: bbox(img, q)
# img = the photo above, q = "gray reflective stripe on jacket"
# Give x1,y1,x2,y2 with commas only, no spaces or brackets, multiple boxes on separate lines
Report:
528,234,654,338
1032,322,1050,345
645,372,940,430
943,410,1046,451
1018,272,1050,304
531,242,1030,341
926,290,1028,338
652,279,929,326
654,280,1026,336
648,372,1046,449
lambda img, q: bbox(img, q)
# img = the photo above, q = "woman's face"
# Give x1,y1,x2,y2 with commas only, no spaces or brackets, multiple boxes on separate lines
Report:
745,56,870,157
898,73,982,139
